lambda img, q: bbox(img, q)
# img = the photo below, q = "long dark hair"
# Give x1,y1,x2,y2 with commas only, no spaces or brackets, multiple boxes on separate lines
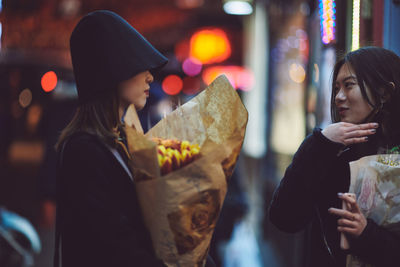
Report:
330,47,400,146
55,89,123,152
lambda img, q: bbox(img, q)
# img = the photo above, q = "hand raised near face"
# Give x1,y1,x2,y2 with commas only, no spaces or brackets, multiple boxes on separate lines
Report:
322,122,379,146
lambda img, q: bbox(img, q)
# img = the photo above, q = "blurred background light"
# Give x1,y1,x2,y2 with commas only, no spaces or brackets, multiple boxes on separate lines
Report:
162,75,183,95
313,63,320,83
319,0,336,45
41,71,58,92
59,0,81,17
156,99,174,118
182,76,201,95
19,88,33,108
352,0,360,51
242,2,268,158
223,0,253,15
289,63,306,84
174,40,190,62
182,57,203,76
0,22,2,50
175,0,204,9
202,65,254,91
26,104,42,134
190,28,231,64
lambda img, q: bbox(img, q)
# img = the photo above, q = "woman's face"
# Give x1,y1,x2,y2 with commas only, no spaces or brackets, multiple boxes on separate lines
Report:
334,63,375,124
119,70,154,110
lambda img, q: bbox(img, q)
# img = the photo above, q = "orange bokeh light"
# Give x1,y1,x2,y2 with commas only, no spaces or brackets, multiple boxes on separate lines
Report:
190,29,231,64
162,75,183,95
41,71,58,92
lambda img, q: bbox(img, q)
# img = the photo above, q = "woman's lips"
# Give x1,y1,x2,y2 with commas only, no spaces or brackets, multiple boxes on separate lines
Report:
338,107,349,116
144,89,150,96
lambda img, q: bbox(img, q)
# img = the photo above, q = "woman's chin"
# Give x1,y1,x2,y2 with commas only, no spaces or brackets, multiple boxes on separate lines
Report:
133,101,146,111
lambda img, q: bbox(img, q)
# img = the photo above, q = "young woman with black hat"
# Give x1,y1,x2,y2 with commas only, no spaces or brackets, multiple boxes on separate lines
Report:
54,10,215,267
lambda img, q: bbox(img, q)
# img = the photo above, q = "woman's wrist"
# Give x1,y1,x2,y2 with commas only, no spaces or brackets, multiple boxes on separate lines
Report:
313,128,345,152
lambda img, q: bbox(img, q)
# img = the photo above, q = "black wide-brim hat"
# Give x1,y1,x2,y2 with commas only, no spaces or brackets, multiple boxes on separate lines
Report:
70,10,168,104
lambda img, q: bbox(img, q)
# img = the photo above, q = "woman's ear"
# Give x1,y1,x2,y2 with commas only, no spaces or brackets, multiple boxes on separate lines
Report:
380,82,395,103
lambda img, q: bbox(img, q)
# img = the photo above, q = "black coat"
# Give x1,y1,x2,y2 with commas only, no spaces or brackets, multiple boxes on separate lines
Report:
55,132,216,267
55,132,165,267
269,128,400,267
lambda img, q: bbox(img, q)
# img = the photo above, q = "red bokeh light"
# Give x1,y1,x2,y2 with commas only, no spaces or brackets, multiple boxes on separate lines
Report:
162,75,183,95
41,71,58,92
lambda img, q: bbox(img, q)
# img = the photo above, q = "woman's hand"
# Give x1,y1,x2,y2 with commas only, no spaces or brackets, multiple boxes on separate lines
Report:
322,122,379,146
328,193,367,237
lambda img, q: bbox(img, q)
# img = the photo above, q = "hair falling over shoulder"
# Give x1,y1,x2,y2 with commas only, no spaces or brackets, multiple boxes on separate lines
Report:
55,89,122,152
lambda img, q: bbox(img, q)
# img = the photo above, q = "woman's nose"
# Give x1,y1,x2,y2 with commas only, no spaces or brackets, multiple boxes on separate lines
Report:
335,88,346,103
147,72,154,84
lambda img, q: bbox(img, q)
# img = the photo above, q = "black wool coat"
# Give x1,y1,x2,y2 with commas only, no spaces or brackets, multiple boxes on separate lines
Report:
269,128,400,267
55,132,165,267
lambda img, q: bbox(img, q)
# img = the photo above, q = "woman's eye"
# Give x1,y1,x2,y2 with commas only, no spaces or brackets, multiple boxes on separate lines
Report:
345,82,355,88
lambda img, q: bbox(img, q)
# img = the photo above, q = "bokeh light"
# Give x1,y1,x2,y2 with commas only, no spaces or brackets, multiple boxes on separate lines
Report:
26,104,43,134
174,39,190,62
175,0,204,9
41,71,58,92
19,88,33,108
313,63,320,83
351,0,360,51
182,76,202,95
182,58,203,76
162,75,183,95
223,1,253,15
190,29,231,64
202,65,254,91
319,0,336,45
289,63,306,84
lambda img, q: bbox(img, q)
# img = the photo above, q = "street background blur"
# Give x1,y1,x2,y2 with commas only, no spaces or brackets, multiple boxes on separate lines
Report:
0,0,400,266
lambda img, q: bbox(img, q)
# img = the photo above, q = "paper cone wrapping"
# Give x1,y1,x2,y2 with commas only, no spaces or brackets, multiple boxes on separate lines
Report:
346,154,400,267
125,75,248,266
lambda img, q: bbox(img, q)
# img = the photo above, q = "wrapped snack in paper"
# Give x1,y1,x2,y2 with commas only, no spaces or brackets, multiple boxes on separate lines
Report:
346,154,400,267
124,75,248,267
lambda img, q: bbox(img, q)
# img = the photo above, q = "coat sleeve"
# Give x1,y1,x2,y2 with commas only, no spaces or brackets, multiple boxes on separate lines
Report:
268,128,344,233
60,136,165,267
349,219,400,267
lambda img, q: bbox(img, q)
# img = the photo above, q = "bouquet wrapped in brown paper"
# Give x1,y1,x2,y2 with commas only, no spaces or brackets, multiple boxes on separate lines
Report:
345,153,400,267
124,75,248,267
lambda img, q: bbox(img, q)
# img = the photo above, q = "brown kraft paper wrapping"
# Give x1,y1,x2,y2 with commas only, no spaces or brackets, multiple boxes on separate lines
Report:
124,75,249,266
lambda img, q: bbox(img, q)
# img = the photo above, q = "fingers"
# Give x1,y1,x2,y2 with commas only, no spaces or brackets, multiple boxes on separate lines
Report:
344,129,376,139
329,208,362,236
338,193,356,205
347,122,379,131
343,137,369,146
329,193,368,237
328,208,355,220
322,122,379,146
341,122,378,146
338,193,361,213
338,218,357,228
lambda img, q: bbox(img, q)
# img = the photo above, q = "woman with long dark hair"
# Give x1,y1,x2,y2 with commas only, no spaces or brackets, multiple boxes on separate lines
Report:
269,47,400,267
54,10,168,267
